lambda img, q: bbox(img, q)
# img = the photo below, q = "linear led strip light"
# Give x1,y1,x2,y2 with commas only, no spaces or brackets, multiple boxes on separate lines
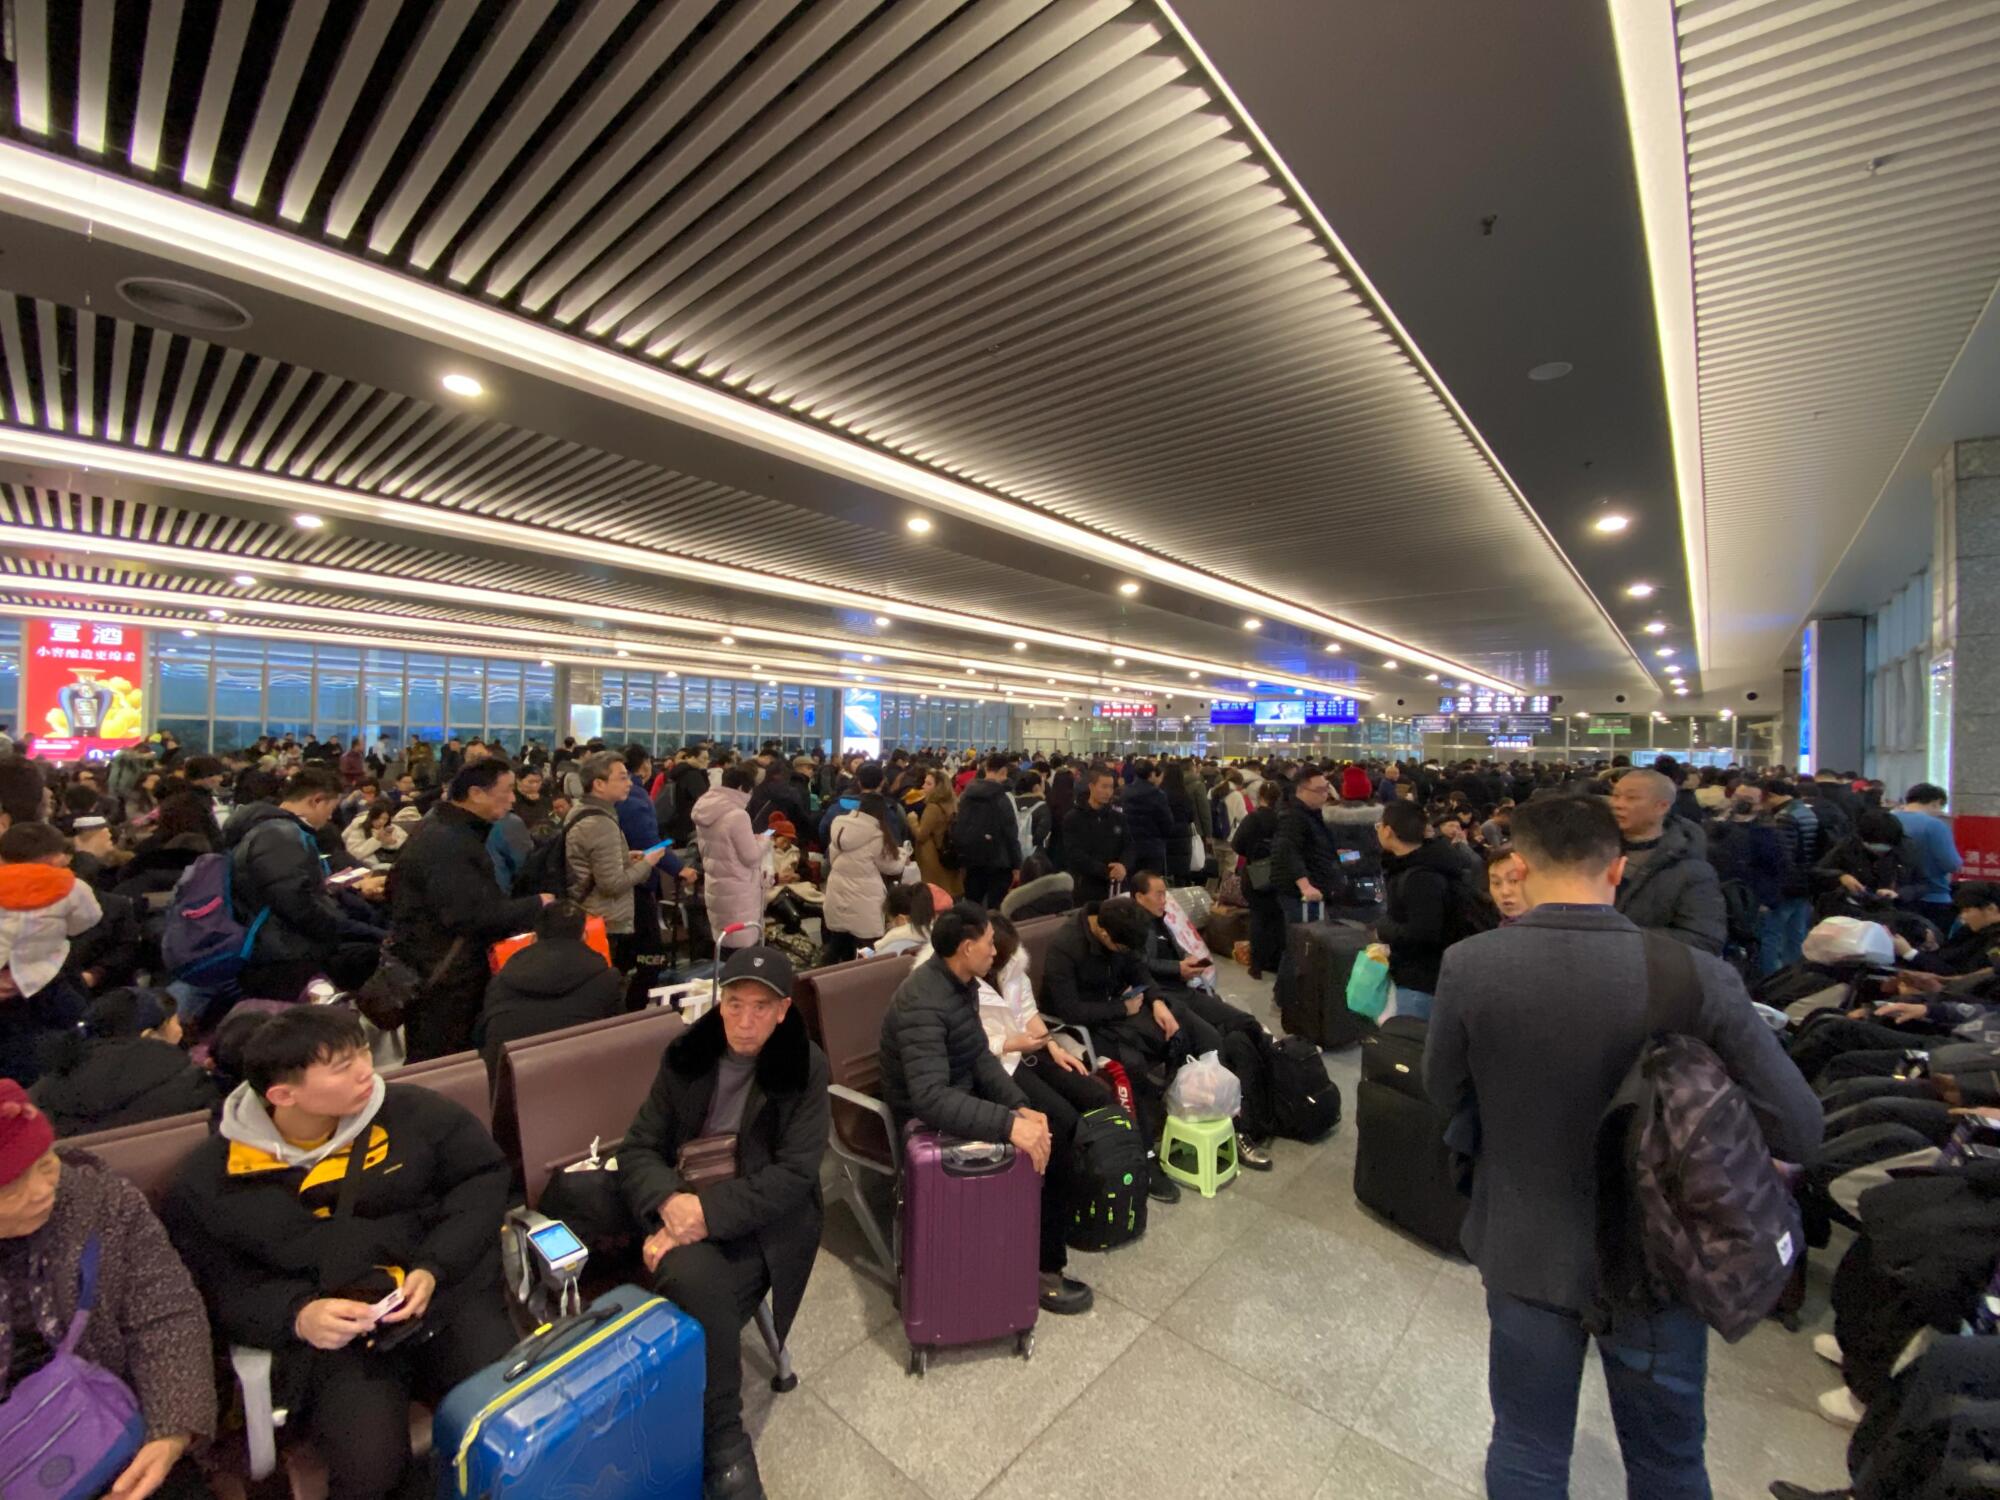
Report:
0,145,1524,696
0,527,1254,705
1150,1,1660,686
0,592,1073,710
0,565,1081,708
0,428,1341,697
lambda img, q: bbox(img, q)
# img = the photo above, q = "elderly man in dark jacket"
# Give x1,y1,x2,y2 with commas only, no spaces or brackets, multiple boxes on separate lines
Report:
1425,795,1820,1500
387,760,547,1060
879,902,1093,1312
1609,768,1727,954
620,945,827,1500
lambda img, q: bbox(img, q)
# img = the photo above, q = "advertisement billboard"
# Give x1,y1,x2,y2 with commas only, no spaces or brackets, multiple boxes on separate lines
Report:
26,617,147,763
840,687,882,759
1253,699,1306,726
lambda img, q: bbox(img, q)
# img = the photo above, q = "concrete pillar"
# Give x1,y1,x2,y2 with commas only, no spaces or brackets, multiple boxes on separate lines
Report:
1935,436,2000,817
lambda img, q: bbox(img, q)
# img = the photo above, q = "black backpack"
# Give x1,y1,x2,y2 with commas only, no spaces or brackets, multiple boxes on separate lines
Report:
513,806,613,899
1262,1034,1343,1142
1063,1104,1149,1251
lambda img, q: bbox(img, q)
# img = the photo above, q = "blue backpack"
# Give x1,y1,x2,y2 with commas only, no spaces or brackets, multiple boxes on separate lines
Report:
161,823,314,984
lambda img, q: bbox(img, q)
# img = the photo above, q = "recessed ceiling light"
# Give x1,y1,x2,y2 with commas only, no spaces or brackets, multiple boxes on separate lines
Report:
1625,582,1656,598
1046,677,1056,684
750,663,761,671
293,513,324,530
1527,361,1574,382
1247,679,1259,688
906,516,932,534
1593,514,1629,535
1655,647,1675,658
873,615,891,626
1293,687,1304,696
206,608,226,619
1112,656,1126,667
1323,642,1341,653
860,654,874,663
965,668,976,675
180,628,197,638
1012,641,1026,651
1423,672,1439,682
1243,617,1261,630
615,649,629,658
1674,688,1689,696
1187,671,1199,679
440,372,483,398
1117,581,1140,596
1574,712,1589,719
720,635,735,645
539,659,552,667
1382,659,1399,670
1643,622,1668,635
231,572,256,587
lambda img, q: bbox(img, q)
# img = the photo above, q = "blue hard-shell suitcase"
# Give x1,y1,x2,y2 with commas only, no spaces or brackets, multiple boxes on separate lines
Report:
432,1284,705,1499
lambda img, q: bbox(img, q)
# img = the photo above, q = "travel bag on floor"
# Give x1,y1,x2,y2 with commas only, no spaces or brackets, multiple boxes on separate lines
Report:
433,1284,705,1500
1063,1104,1149,1250
1359,1016,1429,1098
1277,919,1375,1048
1262,1034,1342,1142
1354,1017,1468,1255
900,1123,1040,1373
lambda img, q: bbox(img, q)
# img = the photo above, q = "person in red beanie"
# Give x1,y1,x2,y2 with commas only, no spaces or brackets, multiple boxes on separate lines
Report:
1340,765,1376,804
0,1081,217,1498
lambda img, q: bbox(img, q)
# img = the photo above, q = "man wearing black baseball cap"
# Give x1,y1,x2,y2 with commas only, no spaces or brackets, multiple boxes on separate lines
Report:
620,945,829,1500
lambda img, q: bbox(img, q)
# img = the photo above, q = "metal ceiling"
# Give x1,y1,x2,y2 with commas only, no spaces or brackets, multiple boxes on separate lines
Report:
1677,0,2000,680
1,0,1645,695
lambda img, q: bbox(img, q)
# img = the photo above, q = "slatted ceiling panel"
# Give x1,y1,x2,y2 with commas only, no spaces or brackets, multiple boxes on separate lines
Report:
2,2,1640,684
1677,0,2000,676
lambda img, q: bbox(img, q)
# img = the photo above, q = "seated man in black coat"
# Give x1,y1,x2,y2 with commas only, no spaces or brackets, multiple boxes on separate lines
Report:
620,945,829,1500
1039,898,1227,1204
878,902,1094,1313
476,899,625,1076
165,1006,513,1500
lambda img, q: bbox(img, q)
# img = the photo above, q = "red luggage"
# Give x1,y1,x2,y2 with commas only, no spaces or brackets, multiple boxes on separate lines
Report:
898,1123,1040,1375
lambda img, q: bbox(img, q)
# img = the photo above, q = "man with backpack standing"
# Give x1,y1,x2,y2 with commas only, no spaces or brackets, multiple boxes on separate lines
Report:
955,754,1023,909
1424,796,1820,1499
1374,799,1487,1021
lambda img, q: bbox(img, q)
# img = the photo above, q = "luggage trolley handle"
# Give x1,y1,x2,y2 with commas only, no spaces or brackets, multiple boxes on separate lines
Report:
501,1302,622,1382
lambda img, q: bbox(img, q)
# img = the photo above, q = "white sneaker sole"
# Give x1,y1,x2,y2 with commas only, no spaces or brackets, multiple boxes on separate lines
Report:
1816,1387,1865,1427
1812,1333,1842,1367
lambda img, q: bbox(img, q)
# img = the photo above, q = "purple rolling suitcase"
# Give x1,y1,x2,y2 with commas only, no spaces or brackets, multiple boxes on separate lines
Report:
899,1123,1040,1375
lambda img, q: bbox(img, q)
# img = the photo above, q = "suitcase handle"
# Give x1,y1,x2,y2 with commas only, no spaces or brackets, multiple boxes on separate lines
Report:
502,1302,622,1381
940,1141,1016,1177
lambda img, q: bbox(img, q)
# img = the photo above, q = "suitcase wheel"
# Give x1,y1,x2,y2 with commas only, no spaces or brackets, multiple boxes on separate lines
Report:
1016,1329,1034,1360
907,1345,930,1378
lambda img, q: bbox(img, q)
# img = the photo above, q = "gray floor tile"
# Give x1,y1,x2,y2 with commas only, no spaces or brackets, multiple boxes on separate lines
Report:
814,1295,1149,1500
981,1324,1349,1500
743,1386,931,1500
1252,1140,1455,1272
1159,1209,1439,1423
1311,1432,1478,1500
751,1246,899,1382
1068,1186,1287,1318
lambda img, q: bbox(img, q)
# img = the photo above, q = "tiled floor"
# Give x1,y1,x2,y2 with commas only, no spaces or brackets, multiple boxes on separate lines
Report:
741,964,1854,1500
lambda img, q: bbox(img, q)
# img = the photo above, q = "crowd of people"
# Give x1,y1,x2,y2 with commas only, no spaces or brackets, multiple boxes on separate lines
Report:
0,727,1988,1498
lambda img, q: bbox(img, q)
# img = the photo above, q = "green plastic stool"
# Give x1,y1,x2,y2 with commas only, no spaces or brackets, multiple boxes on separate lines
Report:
1159,1114,1238,1198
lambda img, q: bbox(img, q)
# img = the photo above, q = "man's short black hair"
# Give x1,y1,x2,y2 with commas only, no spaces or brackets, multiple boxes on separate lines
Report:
984,752,1011,774
243,1006,369,1098
280,766,343,803
536,898,588,941
855,762,885,791
0,758,44,825
721,763,756,792
622,742,651,774
1015,770,1042,793
0,821,66,862
1085,764,1115,786
450,758,514,801
1095,897,1151,950
1953,882,2000,911
929,900,990,962
1758,776,1797,798
1132,758,1156,781
1380,800,1428,845
1509,795,1622,874
1906,783,1947,807
1128,868,1165,897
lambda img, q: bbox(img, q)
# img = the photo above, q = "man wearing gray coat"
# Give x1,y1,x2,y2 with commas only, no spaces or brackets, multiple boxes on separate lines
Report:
1425,795,1820,1500
1609,769,1726,954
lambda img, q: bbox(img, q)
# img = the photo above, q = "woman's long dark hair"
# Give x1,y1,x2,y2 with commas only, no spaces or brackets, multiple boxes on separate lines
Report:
857,792,902,857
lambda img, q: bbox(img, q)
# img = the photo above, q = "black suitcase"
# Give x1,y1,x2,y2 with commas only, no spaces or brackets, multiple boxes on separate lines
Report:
1277,919,1374,1049
1353,1018,1468,1254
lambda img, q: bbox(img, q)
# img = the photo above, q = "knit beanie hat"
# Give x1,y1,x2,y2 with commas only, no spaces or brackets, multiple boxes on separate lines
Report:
0,1080,54,1188
1340,767,1374,802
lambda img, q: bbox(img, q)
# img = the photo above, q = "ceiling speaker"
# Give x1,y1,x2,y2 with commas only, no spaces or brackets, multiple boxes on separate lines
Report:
116,277,252,332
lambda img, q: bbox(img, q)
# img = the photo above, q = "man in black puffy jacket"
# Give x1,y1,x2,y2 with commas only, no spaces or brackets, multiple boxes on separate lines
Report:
476,901,625,1075
1376,799,1487,1019
1062,766,1131,903
954,754,1024,909
879,902,1091,1315
1119,760,1175,878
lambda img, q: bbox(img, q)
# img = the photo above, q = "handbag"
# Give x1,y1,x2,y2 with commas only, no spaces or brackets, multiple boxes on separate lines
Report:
675,1133,740,1190
1246,857,1274,892
0,1237,144,1500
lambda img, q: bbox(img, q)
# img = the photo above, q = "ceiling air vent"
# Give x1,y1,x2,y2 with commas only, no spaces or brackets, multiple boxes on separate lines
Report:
115,277,251,332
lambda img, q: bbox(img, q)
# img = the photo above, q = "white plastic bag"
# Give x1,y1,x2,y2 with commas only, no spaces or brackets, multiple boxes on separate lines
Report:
1801,916,1894,967
1165,1050,1241,1122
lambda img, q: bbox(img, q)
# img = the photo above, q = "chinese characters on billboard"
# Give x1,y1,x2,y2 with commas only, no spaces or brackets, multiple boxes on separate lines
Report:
25,617,148,763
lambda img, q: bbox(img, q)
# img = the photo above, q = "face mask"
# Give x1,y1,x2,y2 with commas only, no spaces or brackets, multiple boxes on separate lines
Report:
1863,842,1893,855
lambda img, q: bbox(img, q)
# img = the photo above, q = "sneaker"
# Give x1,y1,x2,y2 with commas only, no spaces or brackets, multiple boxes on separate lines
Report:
1236,1134,1274,1171
1148,1169,1181,1204
1038,1274,1094,1315
1812,1333,1843,1367
1816,1386,1865,1427
704,1452,765,1500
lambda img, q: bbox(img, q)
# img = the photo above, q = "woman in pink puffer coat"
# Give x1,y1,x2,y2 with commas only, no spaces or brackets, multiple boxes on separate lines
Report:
692,766,764,951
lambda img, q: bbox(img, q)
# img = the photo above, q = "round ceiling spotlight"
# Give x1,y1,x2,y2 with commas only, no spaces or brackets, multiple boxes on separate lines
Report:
906,516,933,534
873,615,891,626
1655,646,1676,658
1527,360,1574,382
440,372,484,398
1117,581,1140,596
1012,641,1027,651
1242,617,1261,631
1381,659,1399,670
1593,514,1630,535
293,513,324,530
231,573,257,587
1643,622,1668,635
1625,582,1656,599
116,276,251,332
